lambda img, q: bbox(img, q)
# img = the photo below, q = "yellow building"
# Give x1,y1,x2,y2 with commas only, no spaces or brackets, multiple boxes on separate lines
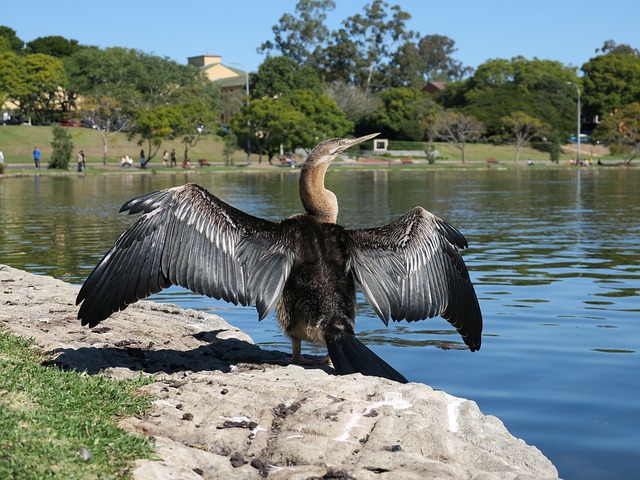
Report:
187,55,248,93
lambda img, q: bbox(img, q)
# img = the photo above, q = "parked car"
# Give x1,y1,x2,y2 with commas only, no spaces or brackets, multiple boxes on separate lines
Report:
59,119,80,127
80,119,97,129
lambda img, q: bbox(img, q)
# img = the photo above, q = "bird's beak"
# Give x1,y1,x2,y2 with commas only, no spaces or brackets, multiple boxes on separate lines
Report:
338,132,380,152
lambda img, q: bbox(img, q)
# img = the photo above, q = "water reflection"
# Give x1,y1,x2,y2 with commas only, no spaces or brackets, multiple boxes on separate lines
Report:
1,168,640,479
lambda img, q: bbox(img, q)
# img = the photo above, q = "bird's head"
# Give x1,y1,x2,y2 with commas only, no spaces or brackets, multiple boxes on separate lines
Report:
304,133,380,168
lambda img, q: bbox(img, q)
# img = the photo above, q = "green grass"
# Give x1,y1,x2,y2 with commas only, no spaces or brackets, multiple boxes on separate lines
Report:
0,125,248,165
0,329,154,479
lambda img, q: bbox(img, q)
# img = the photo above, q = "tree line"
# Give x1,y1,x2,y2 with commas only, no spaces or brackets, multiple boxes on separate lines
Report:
1,0,640,165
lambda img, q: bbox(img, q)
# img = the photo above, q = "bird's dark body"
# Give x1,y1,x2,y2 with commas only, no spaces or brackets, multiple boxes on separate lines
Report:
77,134,482,384
277,217,357,343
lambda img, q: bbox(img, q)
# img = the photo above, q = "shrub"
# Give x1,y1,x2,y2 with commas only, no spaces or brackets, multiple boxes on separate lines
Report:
49,126,74,169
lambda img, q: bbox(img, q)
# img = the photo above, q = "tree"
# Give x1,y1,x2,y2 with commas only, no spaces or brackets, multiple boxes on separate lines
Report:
389,34,471,87
324,80,380,122
49,126,74,169
223,131,239,166
128,82,220,167
0,50,18,107
66,47,219,164
129,105,180,166
443,57,579,140
0,26,24,52
230,97,309,163
328,0,414,91
26,36,81,57
230,89,351,162
6,53,67,123
596,40,640,57
582,48,640,120
171,85,220,162
285,90,353,148
501,112,547,161
431,111,483,163
258,0,335,65
359,87,441,141
592,102,640,165
250,56,323,99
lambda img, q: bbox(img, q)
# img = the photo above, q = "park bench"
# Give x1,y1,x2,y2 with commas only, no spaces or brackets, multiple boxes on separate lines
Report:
198,159,210,167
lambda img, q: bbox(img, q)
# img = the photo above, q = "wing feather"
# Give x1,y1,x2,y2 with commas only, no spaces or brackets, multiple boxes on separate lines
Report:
346,207,482,350
77,183,293,327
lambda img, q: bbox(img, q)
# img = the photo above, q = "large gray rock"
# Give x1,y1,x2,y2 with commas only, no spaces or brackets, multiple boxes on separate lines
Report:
0,264,558,479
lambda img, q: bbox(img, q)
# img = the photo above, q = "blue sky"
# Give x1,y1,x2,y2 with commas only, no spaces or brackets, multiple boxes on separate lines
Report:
3,0,638,74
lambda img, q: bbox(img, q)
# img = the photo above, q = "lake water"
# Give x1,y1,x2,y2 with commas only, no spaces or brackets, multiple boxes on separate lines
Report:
1,168,639,479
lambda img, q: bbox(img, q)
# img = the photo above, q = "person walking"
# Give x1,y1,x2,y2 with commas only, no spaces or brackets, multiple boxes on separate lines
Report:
170,148,177,167
32,146,41,169
140,149,146,169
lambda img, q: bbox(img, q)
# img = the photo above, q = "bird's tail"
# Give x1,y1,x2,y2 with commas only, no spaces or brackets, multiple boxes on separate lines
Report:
325,333,408,384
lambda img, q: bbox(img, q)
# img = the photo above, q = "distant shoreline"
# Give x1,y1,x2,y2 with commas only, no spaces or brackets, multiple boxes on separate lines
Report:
1,158,634,179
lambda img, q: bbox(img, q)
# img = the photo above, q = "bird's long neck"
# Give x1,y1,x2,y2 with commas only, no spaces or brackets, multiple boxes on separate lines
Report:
299,162,338,223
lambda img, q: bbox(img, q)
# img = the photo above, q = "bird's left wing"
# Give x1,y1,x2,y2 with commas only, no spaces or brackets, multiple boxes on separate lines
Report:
76,183,293,327
345,207,482,351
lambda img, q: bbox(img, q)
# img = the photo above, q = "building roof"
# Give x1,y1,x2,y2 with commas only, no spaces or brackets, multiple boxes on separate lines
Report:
188,54,247,90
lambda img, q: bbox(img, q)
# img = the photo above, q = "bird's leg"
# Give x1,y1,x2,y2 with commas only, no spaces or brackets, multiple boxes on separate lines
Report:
290,338,331,365
291,338,302,365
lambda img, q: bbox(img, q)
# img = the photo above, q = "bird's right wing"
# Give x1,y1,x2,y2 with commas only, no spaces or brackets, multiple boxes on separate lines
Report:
76,183,293,327
345,207,482,351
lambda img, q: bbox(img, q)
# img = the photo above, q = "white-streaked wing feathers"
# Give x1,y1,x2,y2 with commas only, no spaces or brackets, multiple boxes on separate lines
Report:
346,207,482,350
76,183,293,327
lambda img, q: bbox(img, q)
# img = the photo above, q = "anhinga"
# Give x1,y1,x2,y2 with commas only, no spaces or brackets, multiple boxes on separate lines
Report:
77,133,482,383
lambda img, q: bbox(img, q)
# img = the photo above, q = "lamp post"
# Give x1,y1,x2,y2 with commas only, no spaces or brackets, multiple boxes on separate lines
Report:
230,62,251,165
566,81,581,163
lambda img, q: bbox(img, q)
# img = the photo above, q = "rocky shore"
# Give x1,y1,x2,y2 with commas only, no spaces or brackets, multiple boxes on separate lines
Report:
0,264,558,479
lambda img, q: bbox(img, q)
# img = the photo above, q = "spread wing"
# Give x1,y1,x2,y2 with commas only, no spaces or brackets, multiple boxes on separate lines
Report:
76,183,293,327
346,207,482,351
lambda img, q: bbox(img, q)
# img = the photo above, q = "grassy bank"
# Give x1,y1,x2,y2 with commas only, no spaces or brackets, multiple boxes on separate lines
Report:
0,328,153,479
0,125,249,166
0,125,614,168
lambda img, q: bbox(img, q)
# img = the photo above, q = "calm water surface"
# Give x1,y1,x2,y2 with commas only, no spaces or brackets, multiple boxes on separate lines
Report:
1,168,639,479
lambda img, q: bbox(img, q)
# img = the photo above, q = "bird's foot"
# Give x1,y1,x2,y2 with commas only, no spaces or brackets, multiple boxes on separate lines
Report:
291,353,331,366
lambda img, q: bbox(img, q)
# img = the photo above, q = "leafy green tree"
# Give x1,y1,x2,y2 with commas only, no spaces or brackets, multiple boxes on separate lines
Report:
223,131,239,165
443,57,578,140
0,50,18,106
0,26,24,52
0,36,11,53
258,0,335,65
171,87,220,162
326,0,414,90
130,105,180,166
129,81,220,166
501,112,547,161
596,40,640,57
230,97,309,163
66,47,218,164
431,111,483,163
6,53,67,123
250,56,323,98
49,126,74,169
582,48,640,120
389,34,471,87
359,87,440,141
591,102,640,165
285,90,353,147
26,36,81,57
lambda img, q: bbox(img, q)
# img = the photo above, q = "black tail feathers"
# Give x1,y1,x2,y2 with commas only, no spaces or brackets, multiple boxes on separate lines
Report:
325,334,408,384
